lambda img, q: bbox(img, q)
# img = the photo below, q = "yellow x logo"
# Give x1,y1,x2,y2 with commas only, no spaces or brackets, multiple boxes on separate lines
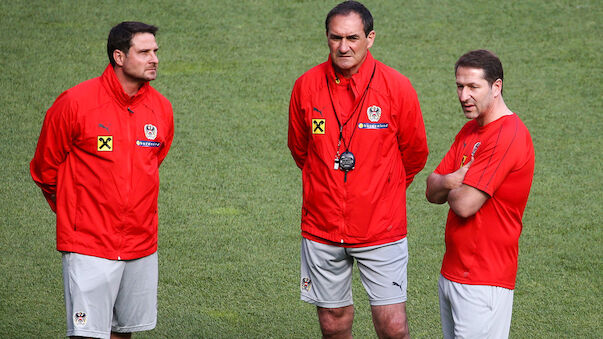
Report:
312,119,325,134
97,136,113,151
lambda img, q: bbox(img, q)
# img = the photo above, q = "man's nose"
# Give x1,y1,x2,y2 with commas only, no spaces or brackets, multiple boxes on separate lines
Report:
150,51,159,64
458,87,470,101
338,39,350,54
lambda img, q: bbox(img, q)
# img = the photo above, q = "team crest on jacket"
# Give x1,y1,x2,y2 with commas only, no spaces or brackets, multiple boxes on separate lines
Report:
144,124,157,140
367,105,382,122
73,312,87,327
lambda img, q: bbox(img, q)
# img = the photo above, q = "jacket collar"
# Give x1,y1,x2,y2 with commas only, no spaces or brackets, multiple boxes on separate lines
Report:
326,50,376,92
101,64,149,106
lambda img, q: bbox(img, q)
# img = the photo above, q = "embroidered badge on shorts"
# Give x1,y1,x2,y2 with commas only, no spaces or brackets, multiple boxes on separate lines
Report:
312,119,325,134
74,312,87,327
301,277,312,292
97,136,113,151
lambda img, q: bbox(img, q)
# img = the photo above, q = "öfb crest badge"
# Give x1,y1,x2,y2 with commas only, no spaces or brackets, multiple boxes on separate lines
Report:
144,124,158,140
367,105,382,122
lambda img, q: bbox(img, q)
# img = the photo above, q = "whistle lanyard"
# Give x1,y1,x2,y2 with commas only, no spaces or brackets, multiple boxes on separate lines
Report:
325,64,376,157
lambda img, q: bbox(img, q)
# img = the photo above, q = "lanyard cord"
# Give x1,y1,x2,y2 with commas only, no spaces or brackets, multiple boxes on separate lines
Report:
326,64,376,155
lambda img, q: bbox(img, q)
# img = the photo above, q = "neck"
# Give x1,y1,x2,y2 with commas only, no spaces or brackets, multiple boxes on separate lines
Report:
334,66,357,79
478,98,513,126
113,66,143,97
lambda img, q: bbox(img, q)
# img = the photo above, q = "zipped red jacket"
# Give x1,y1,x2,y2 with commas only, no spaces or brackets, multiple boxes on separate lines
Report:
288,52,428,247
30,64,174,260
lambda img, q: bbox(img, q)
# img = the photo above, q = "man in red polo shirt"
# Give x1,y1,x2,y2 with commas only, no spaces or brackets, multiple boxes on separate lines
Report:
426,49,534,338
288,1,428,337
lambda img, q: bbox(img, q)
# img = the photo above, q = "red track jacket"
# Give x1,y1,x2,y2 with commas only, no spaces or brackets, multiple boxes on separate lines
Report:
30,65,174,260
288,52,428,247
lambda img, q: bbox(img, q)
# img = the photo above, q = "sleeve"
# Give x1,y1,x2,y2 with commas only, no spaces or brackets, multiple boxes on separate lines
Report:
287,79,309,170
157,100,174,167
30,91,75,212
434,134,462,175
396,81,429,187
463,121,519,196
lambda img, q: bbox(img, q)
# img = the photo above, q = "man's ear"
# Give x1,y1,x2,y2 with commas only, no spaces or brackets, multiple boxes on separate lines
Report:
113,49,126,67
366,30,375,49
492,78,503,97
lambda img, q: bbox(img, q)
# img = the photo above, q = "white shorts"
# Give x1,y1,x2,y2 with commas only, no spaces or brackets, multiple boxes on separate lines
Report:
62,252,158,338
438,275,514,339
300,238,408,308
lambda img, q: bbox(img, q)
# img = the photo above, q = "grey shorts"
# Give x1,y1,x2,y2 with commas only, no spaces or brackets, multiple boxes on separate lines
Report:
300,238,408,308
438,275,514,339
62,252,158,338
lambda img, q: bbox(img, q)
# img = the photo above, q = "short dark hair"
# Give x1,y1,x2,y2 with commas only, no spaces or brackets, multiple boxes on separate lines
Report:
107,21,158,66
325,1,373,37
455,49,504,93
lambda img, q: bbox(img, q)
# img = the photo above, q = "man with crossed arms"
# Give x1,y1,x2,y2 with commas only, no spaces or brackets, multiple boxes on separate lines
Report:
426,49,535,338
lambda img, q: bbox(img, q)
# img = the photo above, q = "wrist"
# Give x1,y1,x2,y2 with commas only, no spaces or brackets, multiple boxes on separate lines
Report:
443,174,456,190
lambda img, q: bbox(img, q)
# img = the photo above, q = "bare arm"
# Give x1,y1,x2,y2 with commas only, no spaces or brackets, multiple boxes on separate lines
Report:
426,155,489,217
425,157,473,204
447,184,489,218
426,173,452,204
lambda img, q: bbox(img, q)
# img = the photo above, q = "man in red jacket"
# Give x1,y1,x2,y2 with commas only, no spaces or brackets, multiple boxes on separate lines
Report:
30,22,174,339
288,2,428,337
426,50,534,338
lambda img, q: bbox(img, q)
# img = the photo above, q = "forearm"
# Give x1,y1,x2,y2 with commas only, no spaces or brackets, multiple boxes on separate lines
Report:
447,185,489,218
425,172,452,204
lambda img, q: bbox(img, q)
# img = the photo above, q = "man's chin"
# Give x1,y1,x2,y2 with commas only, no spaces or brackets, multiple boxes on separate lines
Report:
334,61,352,69
463,112,478,120
332,63,356,77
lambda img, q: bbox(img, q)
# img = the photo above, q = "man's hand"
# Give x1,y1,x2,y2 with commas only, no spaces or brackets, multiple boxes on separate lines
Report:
445,156,473,190
425,156,473,204
447,156,489,218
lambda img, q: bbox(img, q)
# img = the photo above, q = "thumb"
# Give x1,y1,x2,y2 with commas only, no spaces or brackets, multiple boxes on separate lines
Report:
464,155,475,169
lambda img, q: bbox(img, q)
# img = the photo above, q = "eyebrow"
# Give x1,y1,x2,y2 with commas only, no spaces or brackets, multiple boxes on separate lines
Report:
456,82,479,87
329,33,360,39
137,46,159,52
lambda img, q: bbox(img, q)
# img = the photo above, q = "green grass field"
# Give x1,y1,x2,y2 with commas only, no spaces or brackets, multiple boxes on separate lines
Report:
1,0,601,337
